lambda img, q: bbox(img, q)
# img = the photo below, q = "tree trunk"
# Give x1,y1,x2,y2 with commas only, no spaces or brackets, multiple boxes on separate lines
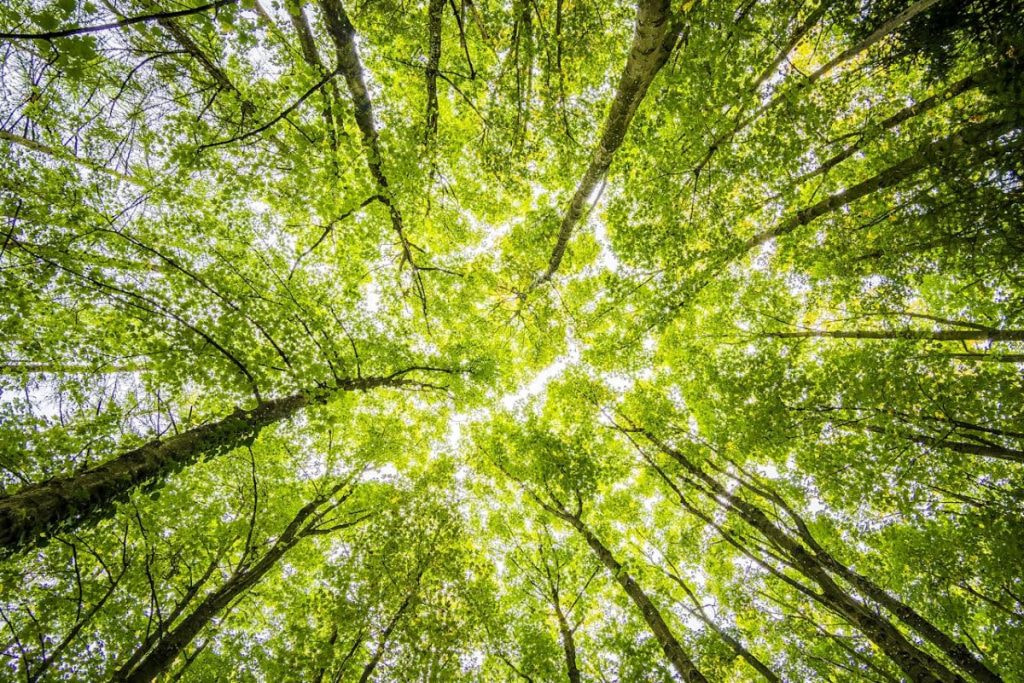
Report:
544,501,708,683
554,607,581,683
814,546,1003,683
283,0,342,145
0,374,421,553
793,68,989,186
746,471,1004,683
766,327,1024,343
116,484,358,682
424,0,444,143
635,429,963,683
745,117,1017,252
358,567,425,683
860,425,1024,464
534,0,679,286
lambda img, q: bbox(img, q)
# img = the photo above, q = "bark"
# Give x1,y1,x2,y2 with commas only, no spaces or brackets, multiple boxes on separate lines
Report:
424,0,445,143
736,469,1005,683
765,327,1024,343
745,117,1017,252
533,0,679,287
632,428,963,683
317,0,399,223
805,529,1002,683
667,111,1017,319
0,372,436,553
695,0,944,174
317,0,424,304
141,0,293,154
810,0,944,82
115,482,359,682
793,69,989,185
283,0,342,146
555,608,581,683
358,567,425,683
0,361,143,375
539,499,708,683
665,570,780,683
938,353,1024,364
862,425,1024,464
114,552,224,679
153,9,239,97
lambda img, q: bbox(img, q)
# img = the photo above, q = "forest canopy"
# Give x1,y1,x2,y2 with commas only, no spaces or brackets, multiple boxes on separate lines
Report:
0,0,1022,680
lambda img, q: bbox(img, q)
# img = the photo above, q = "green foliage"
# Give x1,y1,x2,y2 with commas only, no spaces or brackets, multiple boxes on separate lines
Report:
0,0,1022,680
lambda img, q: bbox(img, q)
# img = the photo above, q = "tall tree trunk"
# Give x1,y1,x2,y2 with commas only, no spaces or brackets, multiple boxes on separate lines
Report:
115,481,360,682
792,68,990,185
801,523,1002,683
317,0,405,240
860,425,1024,464
765,327,1024,343
424,0,444,144
316,0,427,310
727,460,1005,683
745,117,1017,252
663,568,780,682
282,0,342,147
537,498,708,683
0,372,431,553
533,0,679,287
670,117,1016,315
630,427,964,683
555,609,581,683
358,567,425,683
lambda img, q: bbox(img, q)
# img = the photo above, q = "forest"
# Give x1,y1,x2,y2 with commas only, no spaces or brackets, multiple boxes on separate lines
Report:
0,0,1022,680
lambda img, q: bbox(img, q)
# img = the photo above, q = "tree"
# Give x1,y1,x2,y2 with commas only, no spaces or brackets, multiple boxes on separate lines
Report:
1,0,1022,679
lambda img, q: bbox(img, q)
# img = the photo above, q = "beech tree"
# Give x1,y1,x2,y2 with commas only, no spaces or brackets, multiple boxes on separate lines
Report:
1,0,1022,680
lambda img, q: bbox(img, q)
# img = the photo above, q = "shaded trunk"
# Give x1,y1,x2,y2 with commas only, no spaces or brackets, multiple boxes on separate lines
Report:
541,500,708,683
634,429,963,683
937,353,1024,364
0,393,304,553
114,552,224,679
534,0,679,286
861,425,1024,464
0,374,417,553
424,0,445,143
554,607,581,683
766,327,1024,343
745,117,1017,252
317,0,424,305
691,3,826,179
358,568,425,683
670,118,1016,316
0,129,139,184
734,465,1005,683
283,0,342,145
317,0,402,227
116,484,358,682
793,68,990,185
807,531,1002,683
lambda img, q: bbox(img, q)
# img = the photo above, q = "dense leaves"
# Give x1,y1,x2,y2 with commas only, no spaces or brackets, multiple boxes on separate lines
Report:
1,0,1022,680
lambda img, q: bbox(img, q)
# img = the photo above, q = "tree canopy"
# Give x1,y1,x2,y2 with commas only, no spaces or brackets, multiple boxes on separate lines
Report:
1,0,1022,680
